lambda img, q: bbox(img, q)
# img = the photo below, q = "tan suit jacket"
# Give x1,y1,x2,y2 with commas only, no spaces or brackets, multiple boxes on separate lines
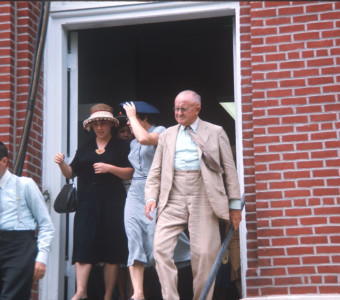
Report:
145,118,241,221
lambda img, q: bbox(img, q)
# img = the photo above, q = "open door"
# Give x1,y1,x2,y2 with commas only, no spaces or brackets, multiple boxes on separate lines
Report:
62,31,79,299
44,2,244,299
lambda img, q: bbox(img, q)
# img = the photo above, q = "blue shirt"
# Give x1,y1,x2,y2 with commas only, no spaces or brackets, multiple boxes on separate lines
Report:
129,125,166,177
174,118,240,210
175,117,200,170
0,169,54,265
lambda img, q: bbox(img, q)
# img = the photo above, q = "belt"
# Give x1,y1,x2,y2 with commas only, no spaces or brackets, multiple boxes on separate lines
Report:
0,230,35,239
132,176,147,180
174,170,200,173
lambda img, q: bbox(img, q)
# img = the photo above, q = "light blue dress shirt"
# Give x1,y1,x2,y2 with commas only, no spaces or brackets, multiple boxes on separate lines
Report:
174,118,241,210
147,118,241,209
175,117,200,170
0,169,54,265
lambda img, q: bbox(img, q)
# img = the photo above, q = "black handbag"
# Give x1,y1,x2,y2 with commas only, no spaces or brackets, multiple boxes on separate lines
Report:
54,177,79,213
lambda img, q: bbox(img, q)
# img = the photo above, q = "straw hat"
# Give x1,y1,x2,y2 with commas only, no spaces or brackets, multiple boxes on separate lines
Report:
83,103,119,132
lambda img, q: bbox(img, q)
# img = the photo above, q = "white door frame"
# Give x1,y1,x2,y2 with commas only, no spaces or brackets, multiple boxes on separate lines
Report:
43,2,245,299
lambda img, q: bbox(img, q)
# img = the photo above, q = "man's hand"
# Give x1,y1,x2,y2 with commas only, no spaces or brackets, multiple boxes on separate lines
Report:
33,262,46,281
230,209,242,230
145,200,156,220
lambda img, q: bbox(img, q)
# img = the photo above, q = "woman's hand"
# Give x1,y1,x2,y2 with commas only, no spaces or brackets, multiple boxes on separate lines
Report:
123,101,137,120
55,152,73,179
54,152,65,165
94,163,133,179
93,162,111,174
123,101,160,146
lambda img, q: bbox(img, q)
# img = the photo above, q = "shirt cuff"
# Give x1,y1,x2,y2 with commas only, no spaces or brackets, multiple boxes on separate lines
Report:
36,251,48,265
145,198,156,204
229,198,241,210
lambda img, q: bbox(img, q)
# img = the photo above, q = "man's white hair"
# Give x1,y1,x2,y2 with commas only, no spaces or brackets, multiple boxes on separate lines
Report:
178,90,201,105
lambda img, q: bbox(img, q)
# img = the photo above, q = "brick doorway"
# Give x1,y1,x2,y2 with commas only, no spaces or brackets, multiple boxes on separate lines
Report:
45,3,244,299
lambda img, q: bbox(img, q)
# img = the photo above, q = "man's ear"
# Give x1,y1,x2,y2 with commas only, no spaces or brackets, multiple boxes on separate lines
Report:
2,157,8,166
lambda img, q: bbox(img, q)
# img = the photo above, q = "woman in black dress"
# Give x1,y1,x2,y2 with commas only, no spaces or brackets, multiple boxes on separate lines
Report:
54,104,133,300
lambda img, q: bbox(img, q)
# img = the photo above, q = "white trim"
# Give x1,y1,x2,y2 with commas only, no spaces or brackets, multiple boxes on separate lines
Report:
42,15,69,300
232,5,247,298
50,1,144,12
50,1,237,30
43,2,243,299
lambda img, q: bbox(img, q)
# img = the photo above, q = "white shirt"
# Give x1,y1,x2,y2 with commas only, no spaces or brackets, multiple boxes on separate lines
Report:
0,169,55,265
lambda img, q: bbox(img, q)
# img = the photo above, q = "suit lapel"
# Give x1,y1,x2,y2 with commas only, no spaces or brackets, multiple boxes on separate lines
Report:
197,119,210,144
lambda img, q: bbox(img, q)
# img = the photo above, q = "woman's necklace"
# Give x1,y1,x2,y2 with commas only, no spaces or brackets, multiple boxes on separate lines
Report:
95,138,109,155
95,149,105,155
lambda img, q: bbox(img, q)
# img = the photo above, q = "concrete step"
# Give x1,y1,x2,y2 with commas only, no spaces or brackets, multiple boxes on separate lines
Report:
241,295,340,300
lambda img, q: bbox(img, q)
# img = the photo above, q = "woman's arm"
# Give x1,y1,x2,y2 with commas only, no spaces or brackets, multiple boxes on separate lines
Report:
93,163,133,180
128,116,159,146
54,152,73,179
123,102,159,146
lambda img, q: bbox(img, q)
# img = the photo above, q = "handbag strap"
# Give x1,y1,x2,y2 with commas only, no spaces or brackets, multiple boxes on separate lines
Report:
67,170,75,184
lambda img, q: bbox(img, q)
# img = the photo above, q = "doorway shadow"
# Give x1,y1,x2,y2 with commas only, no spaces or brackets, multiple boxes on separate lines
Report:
87,264,193,300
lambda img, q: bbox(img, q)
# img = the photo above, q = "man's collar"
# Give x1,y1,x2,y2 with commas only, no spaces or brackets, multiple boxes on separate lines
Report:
180,117,199,132
0,169,11,189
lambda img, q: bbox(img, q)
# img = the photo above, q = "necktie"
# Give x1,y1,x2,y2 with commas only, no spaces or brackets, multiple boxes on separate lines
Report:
186,126,224,174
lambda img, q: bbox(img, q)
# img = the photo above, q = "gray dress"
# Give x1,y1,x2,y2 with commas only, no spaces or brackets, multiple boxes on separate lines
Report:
124,125,191,267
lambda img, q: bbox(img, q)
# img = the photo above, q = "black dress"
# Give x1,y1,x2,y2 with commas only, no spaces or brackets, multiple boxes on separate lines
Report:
70,137,131,264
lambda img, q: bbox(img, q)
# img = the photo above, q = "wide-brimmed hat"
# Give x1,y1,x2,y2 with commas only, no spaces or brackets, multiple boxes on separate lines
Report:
83,103,119,132
120,101,160,114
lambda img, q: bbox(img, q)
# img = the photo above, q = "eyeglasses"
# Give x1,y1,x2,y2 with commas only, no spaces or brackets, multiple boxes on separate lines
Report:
173,107,196,113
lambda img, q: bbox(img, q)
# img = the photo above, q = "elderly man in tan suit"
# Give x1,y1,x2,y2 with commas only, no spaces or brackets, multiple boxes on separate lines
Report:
145,90,241,300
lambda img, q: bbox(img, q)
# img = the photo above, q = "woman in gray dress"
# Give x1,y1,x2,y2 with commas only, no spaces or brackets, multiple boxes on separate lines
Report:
122,101,190,300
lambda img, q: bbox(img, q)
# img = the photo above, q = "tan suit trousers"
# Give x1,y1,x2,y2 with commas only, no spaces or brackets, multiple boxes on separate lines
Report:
154,170,221,300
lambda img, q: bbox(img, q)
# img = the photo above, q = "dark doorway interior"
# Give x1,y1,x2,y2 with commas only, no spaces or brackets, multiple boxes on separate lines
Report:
77,16,235,146
76,15,239,300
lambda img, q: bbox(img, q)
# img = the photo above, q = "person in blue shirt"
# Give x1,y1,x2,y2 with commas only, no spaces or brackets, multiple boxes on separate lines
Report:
0,141,54,300
121,101,190,300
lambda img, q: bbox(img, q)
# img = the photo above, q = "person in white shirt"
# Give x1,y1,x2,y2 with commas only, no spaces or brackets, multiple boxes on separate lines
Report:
145,90,241,300
0,141,54,300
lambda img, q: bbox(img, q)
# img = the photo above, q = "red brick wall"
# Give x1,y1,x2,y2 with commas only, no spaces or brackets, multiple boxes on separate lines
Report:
241,1,340,297
0,1,43,185
0,1,43,299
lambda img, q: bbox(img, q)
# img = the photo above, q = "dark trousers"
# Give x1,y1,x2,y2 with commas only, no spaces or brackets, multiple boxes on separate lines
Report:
0,231,37,300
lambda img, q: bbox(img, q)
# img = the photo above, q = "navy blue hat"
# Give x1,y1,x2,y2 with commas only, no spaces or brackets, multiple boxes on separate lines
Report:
120,101,160,114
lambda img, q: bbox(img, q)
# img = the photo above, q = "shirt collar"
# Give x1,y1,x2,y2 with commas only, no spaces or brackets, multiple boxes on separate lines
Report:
0,169,11,189
180,117,199,132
